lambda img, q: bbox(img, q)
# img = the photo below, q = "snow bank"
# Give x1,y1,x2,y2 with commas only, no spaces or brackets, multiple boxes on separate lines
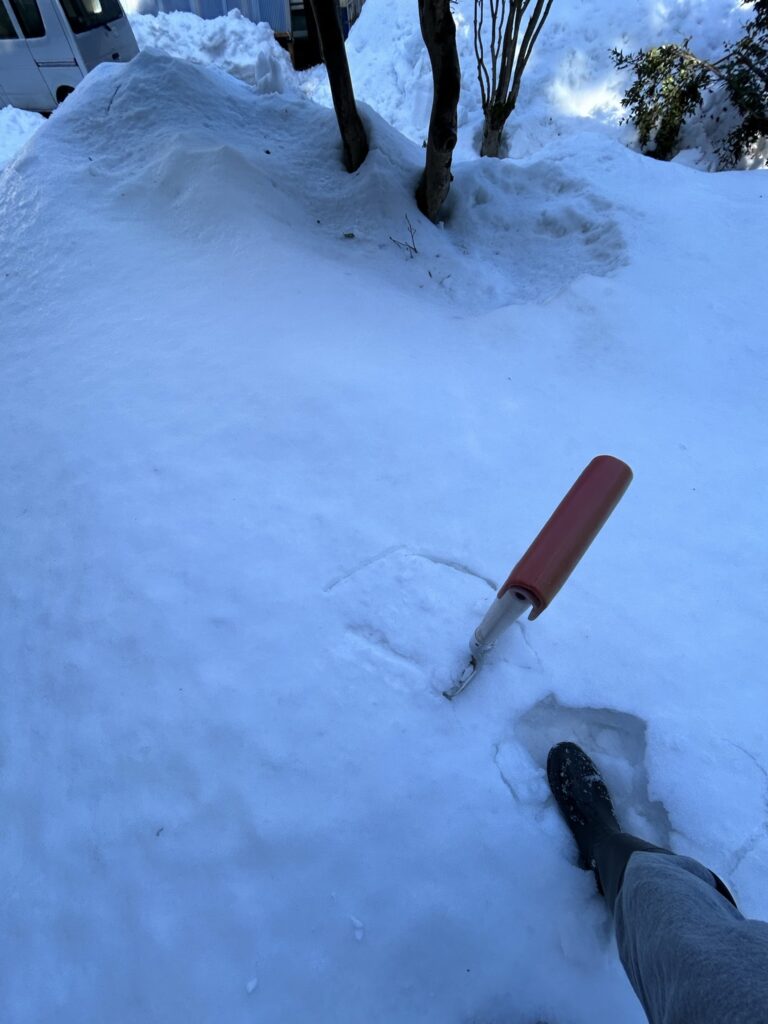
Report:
0,10,295,173
0,105,43,167
129,9,298,94
9,50,625,312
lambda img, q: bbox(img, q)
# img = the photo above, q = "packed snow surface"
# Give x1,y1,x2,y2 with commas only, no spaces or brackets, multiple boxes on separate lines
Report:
1,3,767,1023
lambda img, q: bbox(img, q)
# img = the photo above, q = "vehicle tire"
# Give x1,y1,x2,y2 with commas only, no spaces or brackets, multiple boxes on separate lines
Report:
56,85,75,105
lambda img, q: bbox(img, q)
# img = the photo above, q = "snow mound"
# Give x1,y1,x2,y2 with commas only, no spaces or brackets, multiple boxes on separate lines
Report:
5,50,624,310
129,9,298,94
0,105,43,168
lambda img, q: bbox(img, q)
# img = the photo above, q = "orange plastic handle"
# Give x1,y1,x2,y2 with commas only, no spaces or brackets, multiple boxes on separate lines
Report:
499,455,633,619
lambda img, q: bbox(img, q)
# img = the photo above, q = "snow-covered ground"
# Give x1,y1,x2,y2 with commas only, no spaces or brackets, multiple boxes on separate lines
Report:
1,2,767,1022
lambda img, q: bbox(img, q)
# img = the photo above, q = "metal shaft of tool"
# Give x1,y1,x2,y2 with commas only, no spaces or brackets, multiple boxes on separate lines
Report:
443,589,532,699
470,588,533,656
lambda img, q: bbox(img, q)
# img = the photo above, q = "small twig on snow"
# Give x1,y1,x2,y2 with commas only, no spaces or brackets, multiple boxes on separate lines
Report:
389,215,419,258
105,85,121,115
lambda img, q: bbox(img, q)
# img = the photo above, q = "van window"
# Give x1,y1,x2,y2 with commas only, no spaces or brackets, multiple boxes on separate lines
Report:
0,0,19,37
8,0,45,37
59,0,123,33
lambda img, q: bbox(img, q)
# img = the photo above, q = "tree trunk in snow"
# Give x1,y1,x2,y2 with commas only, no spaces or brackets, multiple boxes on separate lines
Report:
480,114,505,157
416,0,461,222
307,0,369,173
473,0,555,158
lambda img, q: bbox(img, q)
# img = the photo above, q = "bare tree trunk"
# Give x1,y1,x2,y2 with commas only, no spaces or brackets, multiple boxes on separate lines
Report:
307,0,369,172
480,106,506,156
416,0,461,222
474,0,555,158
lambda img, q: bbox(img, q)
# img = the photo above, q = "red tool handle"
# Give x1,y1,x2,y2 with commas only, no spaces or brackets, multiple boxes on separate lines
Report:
498,455,633,619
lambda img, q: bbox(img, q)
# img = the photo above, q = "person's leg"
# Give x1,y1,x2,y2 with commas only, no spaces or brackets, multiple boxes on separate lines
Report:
591,832,670,910
614,850,768,1024
592,831,736,913
547,742,768,1024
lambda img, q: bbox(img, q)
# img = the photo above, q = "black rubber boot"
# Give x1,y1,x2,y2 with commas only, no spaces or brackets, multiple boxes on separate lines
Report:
547,741,737,913
546,741,622,872
548,741,674,910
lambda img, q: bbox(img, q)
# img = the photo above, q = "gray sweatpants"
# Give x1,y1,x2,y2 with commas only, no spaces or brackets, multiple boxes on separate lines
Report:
615,852,768,1024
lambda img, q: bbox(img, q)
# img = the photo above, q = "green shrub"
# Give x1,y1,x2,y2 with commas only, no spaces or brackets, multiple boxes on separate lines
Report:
612,0,768,166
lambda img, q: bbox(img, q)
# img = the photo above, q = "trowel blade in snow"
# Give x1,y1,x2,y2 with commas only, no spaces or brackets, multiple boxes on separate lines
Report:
443,657,479,700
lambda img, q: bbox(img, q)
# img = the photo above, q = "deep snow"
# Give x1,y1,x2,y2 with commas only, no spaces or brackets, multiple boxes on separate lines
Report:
1,4,767,1023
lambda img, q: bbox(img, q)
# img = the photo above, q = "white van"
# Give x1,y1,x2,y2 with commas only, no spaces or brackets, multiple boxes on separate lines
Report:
0,0,138,113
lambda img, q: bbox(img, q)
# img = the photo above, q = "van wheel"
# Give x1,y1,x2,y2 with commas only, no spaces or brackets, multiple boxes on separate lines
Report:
56,86,74,105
